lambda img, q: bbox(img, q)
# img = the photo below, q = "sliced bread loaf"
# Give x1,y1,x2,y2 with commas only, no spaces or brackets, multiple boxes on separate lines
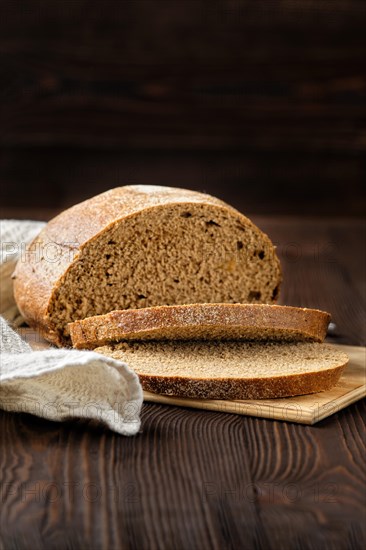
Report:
13,185,282,346
93,341,348,400
69,303,330,349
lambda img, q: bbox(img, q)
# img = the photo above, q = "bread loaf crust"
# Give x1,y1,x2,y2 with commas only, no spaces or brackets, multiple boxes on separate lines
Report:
69,303,330,349
13,185,282,346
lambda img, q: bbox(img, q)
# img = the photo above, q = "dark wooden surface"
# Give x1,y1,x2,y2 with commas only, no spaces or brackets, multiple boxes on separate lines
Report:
1,0,365,216
0,216,365,550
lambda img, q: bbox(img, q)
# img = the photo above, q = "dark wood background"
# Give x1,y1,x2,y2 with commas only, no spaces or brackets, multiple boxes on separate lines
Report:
1,0,365,217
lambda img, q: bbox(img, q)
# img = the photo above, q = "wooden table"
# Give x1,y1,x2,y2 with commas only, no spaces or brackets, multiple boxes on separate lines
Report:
1,216,365,549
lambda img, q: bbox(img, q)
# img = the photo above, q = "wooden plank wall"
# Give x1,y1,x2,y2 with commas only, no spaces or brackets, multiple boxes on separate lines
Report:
0,0,365,216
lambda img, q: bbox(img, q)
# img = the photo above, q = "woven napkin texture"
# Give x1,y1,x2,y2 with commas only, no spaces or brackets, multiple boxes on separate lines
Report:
0,220,143,435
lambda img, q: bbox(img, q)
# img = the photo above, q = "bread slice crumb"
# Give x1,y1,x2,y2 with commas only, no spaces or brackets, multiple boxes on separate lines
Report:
94,341,348,400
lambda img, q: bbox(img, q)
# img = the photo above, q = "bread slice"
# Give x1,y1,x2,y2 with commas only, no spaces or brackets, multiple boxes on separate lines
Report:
93,341,348,400
13,185,282,346
69,303,330,350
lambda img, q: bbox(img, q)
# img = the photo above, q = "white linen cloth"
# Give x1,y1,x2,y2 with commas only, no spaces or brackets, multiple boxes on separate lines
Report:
0,220,143,435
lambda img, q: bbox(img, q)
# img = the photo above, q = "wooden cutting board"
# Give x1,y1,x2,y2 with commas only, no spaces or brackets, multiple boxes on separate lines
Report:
19,328,365,425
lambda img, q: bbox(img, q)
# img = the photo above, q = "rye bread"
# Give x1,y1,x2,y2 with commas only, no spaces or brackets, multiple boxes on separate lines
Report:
93,341,348,400
69,303,331,349
13,185,282,346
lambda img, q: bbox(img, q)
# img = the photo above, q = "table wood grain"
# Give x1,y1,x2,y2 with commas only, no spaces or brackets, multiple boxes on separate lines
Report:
0,217,365,549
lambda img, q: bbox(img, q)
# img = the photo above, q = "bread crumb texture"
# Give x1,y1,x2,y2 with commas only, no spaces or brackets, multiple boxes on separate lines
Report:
94,341,348,400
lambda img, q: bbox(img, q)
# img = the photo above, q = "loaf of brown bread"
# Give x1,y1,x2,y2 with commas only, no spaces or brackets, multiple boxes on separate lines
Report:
69,303,330,349
13,185,282,346
93,341,348,400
